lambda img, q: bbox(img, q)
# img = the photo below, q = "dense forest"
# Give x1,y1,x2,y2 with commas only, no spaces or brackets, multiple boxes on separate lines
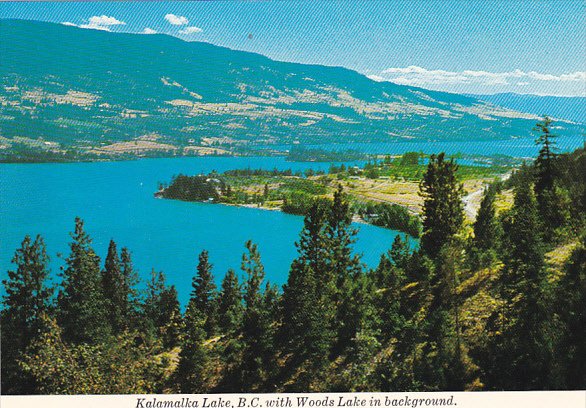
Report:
1,118,584,394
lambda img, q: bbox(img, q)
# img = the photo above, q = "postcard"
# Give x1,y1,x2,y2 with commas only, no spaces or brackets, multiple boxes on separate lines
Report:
0,1,584,407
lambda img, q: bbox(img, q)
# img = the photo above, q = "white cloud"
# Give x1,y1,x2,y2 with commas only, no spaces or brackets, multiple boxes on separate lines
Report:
87,15,125,27
69,15,126,31
369,65,586,96
79,23,111,31
179,26,203,35
376,66,586,88
165,14,189,25
367,75,386,82
142,28,157,35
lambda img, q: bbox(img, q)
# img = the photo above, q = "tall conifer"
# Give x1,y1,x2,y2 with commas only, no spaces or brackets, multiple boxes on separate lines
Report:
238,241,274,391
419,153,465,259
483,184,553,389
57,218,109,344
102,240,125,334
217,269,243,333
188,250,218,336
176,307,209,393
1,235,53,394
120,247,140,330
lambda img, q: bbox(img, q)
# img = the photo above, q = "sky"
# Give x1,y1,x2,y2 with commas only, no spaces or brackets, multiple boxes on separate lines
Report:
1,1,585,97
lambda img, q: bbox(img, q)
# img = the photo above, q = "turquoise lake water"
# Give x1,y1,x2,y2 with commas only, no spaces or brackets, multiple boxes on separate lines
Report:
4,135,582,305
0,157,405,305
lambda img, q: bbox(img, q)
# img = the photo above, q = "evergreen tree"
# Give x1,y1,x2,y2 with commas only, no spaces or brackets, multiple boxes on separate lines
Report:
280,200,338,385
470,187,502,268
176,307,209,393
143,269,182,347
101,240,126,334
326,184,361,288
188,250,218,336
281,201,332,356
238,241,274,391
419,153,465,259
556,237,586,389
20,315,165,395
390,234,410,270
533,116,569,237
419,243,469,391
217,269,243,333
483,183,554,389
143,269,166,332
159,285,183,348
374,250,424,391
534,116,557,197
261,281,280,390
473,187,499,250
326,185,363,354
1,235,54,394
57,217,110,344
338,274,381,391
373,252,408,341
263,183,270,199
120,247,140,330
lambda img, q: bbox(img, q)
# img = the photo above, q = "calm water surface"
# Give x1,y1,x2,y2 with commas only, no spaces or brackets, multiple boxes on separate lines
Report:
0,157,404,305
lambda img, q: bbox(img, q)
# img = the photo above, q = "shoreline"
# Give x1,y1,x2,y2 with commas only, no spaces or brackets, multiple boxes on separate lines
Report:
160,195,414,236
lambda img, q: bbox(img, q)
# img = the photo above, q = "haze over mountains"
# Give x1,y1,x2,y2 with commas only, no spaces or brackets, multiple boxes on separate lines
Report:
0,20,584,159
469,93,586,124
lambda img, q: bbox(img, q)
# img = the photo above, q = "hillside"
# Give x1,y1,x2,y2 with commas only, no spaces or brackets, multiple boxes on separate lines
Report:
1,19,584,160
470,93,586,124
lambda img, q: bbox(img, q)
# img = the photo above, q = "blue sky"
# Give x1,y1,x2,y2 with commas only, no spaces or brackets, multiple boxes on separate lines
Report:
1,1,585,96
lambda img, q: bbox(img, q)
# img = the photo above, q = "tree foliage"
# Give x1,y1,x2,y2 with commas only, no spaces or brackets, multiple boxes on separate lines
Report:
57,217,109,344
1,235,53,394
420,153,465,259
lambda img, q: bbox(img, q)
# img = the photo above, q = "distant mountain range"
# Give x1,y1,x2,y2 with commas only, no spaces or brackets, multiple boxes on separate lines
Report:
470,93,586,124
0,20,584,160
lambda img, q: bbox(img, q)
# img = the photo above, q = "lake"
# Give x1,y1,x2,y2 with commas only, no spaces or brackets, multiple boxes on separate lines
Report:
0,156,405,306
263,135,585,157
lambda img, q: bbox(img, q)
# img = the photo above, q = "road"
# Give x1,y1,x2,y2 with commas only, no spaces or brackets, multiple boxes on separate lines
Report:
463,172,512,220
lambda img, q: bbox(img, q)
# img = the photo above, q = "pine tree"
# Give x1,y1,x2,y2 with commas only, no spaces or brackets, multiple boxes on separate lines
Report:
176,307,209,393
101,240,126,334
263,183,270,199
57,217,110,344
470,187,501,268
160,285,183,348
280,200,337,380
120,247,140,330
217,269,243,333
1,235,54,394
281,201,329,353
326,184,361,288
473,187,499,250
534,116,557,197
143,269,166,333
374,251,423,391
188,250,218,336
483,183,554,390
238,241,274,391
390,234,410,270
533,116,569,237
420,243,469,390
555,237,586,389
373,252,408,341
143,269,182,346
419,153,465,259
326,185,363,354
